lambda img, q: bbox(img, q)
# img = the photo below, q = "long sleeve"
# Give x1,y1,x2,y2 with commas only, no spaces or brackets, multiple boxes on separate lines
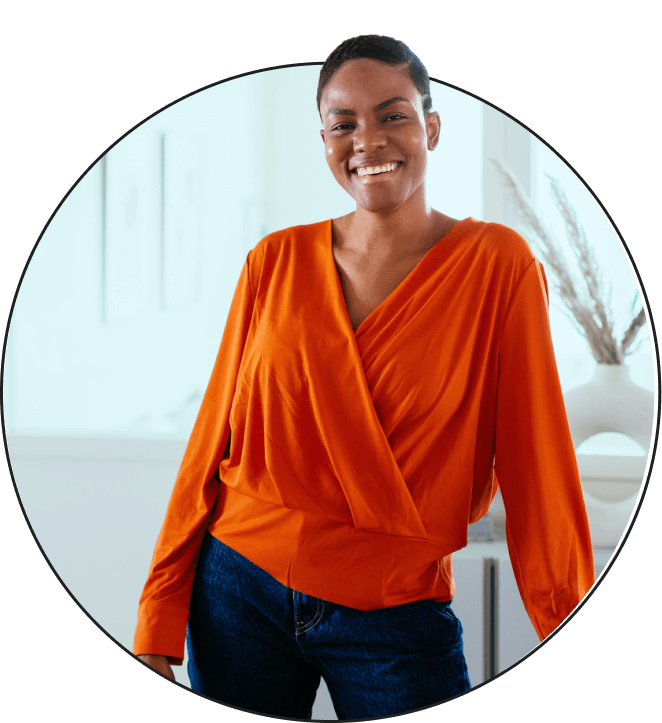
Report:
133,257,255,663
494,258,594,641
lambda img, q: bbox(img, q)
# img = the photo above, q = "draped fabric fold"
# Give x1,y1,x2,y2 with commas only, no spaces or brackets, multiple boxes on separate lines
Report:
134,218,594,664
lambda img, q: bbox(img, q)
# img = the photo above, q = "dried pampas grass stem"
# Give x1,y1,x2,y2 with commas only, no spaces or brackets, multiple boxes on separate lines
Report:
491,159,647,364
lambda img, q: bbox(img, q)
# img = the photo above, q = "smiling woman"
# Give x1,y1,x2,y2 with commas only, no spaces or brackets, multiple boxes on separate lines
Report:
134,35,594,720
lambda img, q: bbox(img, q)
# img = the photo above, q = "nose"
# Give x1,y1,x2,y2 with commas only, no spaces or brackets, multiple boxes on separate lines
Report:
353,122,387,153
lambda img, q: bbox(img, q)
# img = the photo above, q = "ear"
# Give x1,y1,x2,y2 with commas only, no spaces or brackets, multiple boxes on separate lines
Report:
425,111,441,151
320,128,326,144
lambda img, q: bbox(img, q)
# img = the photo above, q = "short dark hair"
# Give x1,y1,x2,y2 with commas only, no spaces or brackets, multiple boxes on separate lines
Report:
317,35,433,116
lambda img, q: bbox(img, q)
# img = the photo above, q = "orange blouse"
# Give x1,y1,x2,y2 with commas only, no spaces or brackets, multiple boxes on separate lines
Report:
134,217,594,664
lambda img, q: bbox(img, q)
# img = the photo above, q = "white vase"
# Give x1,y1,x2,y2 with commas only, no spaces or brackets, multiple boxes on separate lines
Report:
563,363,654,452
563,362,654,546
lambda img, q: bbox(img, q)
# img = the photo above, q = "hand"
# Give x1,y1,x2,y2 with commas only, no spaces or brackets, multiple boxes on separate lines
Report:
137,654,176,681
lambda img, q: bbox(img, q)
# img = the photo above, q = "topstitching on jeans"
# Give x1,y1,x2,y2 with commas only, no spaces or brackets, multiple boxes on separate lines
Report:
293,592,324,636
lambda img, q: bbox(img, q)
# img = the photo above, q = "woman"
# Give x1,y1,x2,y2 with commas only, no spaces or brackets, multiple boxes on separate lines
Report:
135,35,594,719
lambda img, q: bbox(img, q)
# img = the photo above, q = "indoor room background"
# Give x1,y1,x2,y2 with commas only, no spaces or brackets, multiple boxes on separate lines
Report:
4,65,655,717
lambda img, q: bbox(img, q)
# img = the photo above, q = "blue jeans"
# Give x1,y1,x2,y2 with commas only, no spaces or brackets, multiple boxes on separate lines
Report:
187,532,471,720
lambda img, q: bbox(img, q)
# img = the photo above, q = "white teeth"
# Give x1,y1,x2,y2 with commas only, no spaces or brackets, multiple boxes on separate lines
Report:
356,162,399,177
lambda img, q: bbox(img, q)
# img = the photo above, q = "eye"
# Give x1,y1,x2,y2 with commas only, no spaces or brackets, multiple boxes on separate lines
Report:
331,122,354,131
384,113,407,122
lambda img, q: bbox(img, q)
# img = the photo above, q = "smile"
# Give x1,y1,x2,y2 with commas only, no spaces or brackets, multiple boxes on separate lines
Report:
353,162,401,177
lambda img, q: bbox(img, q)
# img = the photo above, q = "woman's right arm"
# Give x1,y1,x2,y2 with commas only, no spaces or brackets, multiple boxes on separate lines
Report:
133,255,257,665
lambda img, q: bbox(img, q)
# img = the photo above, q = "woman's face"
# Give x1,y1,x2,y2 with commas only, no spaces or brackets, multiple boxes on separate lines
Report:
319,58,440,215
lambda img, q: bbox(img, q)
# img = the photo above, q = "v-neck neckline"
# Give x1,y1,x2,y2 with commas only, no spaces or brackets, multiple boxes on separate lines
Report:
327,217,475,336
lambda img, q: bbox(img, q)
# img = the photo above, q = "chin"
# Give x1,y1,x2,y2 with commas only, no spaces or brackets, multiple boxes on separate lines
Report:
354,193,409,215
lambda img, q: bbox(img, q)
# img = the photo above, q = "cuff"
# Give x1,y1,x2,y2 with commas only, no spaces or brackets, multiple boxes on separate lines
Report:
133,602,190,665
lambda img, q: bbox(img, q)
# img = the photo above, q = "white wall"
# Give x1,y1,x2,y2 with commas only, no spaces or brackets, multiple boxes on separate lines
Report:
7,72,269,437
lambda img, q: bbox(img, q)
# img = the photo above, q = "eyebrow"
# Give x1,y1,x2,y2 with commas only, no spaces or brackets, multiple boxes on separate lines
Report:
326,96,410,117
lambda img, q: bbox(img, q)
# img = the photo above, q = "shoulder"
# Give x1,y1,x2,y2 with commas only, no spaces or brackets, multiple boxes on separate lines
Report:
246,220,330,287
450,219,542,303
470,220,536,265
249,220,330,261
458,219,539,287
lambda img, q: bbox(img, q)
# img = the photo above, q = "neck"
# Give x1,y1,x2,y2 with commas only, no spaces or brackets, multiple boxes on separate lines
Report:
343,188,445,258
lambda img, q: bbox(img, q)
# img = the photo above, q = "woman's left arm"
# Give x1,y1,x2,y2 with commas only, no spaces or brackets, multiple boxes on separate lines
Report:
494,258,594,641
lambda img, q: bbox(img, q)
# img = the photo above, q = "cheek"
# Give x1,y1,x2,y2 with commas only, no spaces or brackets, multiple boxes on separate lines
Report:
408,131,427,148
325,144,348,182
324,142,341,165
406,133,429,169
